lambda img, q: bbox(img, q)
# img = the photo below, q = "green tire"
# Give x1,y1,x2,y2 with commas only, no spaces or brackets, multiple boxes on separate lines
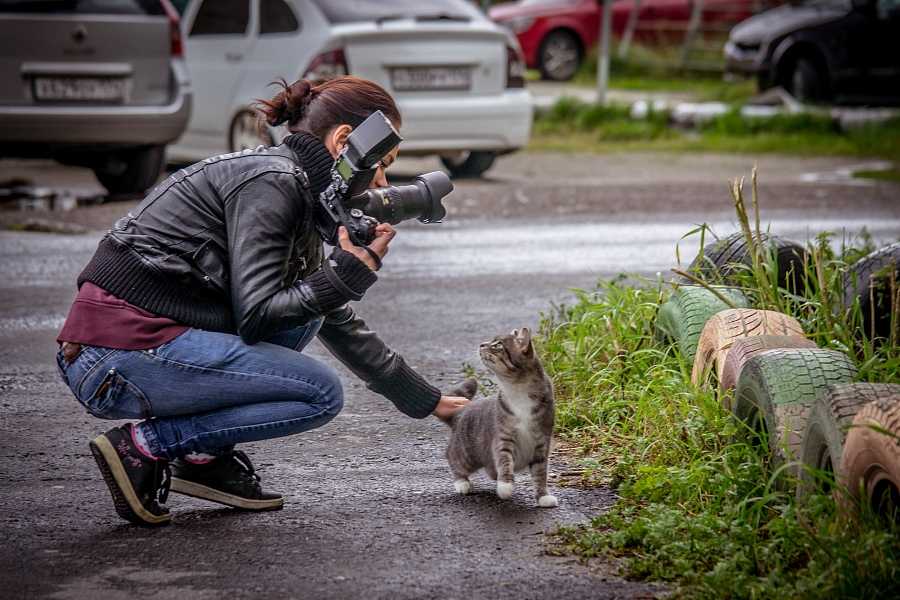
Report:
732,348,858,470
655,285,750,363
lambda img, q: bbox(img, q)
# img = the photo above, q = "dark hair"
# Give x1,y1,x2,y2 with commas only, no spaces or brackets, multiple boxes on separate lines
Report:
256,77,402,141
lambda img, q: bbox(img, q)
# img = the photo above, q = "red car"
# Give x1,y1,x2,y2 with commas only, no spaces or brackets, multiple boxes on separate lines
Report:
489,0,767,81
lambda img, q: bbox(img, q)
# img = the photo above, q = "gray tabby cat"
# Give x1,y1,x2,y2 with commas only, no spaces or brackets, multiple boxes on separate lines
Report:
444,328,557,507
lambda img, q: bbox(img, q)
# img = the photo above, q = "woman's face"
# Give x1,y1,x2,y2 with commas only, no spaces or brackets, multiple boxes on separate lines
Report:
371,145,398,189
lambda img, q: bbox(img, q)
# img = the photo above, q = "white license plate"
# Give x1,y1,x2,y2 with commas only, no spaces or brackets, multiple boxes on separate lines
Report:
391,67,471,91
34,77,125,101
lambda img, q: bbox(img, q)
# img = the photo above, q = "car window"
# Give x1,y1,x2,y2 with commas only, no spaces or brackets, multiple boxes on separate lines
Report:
0,0,165,14
876,0,900,9
308,0,480,23
260,0,298,34
189,0,249,34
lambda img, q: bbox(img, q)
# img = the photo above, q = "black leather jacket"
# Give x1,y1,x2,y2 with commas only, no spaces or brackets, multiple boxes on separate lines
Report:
77,138,440,418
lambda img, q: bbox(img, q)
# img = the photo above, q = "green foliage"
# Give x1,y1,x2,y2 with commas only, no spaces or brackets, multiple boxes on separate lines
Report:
530,100,900,162
539,179,900,597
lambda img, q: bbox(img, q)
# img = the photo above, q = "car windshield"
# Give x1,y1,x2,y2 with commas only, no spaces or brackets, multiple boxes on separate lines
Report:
309,0,480,23
0,0,164,13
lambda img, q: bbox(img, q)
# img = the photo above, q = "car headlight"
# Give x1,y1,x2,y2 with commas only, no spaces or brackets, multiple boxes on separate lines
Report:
502,16,535,34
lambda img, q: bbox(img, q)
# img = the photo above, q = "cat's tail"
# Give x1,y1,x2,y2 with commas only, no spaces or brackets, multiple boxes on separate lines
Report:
442,377,478,427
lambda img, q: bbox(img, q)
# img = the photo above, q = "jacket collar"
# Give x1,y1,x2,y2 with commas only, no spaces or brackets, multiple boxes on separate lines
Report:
283,132,334,197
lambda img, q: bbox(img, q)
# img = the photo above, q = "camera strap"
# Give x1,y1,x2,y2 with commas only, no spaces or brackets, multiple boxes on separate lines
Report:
322,258,365,302
360,246,382,272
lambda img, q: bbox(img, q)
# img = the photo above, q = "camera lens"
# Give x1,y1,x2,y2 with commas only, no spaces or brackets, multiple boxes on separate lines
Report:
350,171,452,226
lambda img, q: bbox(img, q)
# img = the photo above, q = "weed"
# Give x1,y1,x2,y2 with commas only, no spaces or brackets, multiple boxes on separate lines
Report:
539,173,900,597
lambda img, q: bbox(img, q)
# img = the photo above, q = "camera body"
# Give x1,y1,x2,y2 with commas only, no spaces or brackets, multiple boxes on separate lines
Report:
315,110,452,247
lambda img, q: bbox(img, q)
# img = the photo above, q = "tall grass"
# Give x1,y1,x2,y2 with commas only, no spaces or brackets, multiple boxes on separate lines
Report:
538,176,900,598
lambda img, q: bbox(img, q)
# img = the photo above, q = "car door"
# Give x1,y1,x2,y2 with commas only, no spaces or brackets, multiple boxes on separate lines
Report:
182,0,256,140
238,0,308,108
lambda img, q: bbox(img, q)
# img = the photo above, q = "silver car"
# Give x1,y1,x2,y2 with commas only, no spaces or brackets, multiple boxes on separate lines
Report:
167,0,532,178
0,0,192,195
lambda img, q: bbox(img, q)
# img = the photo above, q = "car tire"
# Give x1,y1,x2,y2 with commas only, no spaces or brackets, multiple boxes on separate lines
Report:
537,30,581,82
838,395,900,518
840,242,900,343
798,383,900,499
440,151,496,179
230,110,273,153
691,308,806,388
654,285,751,363
680,232,807,293
93,145,166,197
719,334,818,408
789,57,828,103
732,348,857,470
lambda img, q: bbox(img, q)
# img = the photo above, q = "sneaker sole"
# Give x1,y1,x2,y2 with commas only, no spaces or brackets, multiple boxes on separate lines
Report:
89,435,171,526
170,477,284,511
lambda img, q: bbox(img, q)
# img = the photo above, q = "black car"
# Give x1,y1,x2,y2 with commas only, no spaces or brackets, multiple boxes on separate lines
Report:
724,0,900,104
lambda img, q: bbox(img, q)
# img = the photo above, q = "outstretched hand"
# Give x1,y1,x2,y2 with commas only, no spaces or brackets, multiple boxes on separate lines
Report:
338,224,396,271
432,395,470,420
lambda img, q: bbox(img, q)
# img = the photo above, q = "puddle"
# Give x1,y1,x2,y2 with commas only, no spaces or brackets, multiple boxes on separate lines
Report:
801,161,895,185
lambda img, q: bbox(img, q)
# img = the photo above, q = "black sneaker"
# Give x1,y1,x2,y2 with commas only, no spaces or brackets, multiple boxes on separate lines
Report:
170,450,283,511
89,424,171,526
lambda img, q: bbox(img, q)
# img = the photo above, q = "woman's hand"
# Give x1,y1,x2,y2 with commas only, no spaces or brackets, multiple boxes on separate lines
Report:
338,223,396,271
431,395,470,420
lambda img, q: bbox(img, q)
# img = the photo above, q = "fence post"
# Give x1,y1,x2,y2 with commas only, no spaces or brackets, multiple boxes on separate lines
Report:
597,0,613,104
679,0,706,68
618,0,643,59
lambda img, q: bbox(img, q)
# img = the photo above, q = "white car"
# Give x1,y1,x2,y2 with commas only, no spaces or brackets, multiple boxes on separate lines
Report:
167,0,533,177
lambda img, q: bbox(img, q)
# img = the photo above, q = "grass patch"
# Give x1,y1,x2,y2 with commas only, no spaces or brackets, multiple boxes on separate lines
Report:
855,166,900,183
537,176,900,598
529,97,900,161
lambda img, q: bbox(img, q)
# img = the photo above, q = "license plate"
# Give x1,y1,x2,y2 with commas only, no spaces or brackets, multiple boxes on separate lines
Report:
391,67,470,91
34,77,125,101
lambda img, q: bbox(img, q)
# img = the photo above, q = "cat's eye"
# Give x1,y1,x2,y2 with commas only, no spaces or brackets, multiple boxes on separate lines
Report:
493,342,503,349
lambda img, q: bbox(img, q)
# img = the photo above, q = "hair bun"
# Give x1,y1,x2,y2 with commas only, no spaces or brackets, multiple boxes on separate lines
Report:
260,78,313,126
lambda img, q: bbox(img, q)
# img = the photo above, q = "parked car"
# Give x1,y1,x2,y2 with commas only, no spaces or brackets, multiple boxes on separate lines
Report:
489,0,771,81
166,0,532,178
724,0,900,104
0,0,192,195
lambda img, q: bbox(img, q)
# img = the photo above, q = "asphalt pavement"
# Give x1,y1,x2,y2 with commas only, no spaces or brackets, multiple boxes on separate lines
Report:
1,150,898,599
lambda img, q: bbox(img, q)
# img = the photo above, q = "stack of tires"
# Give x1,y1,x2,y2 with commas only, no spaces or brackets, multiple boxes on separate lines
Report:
659,235,900,517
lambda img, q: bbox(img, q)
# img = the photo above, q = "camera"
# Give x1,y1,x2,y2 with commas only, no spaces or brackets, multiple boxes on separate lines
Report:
314,110,453,248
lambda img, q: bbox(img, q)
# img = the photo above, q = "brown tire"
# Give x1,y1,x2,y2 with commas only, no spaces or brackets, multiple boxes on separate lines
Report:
691,309,806,388
732,348,858,470
719,334,818,408
838,396,900,517
799,383,900,499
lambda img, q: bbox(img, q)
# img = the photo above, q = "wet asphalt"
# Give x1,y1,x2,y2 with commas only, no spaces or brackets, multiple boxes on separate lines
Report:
1,150,898,599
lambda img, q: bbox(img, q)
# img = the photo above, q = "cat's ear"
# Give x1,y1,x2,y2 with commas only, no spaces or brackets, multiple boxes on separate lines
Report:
517,327,533,354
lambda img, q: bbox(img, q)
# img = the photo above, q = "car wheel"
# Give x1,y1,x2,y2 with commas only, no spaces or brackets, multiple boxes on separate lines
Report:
93,145,166,197
538,30,581,81
440,151,496,179
789,57,827,103
230,110,273,152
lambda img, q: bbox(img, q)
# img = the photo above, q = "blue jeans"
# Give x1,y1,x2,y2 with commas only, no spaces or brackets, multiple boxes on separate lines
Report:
56,319,342,461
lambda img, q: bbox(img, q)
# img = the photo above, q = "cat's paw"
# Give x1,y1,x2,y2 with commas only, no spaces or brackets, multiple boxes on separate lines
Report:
537,494,558,508
454,479,474,495
496,481,515,499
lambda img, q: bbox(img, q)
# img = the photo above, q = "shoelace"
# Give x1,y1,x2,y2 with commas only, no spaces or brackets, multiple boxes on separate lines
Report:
231,450,262,487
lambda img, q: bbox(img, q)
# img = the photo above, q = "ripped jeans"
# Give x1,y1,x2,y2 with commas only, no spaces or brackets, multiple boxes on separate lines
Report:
56,319,342,461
